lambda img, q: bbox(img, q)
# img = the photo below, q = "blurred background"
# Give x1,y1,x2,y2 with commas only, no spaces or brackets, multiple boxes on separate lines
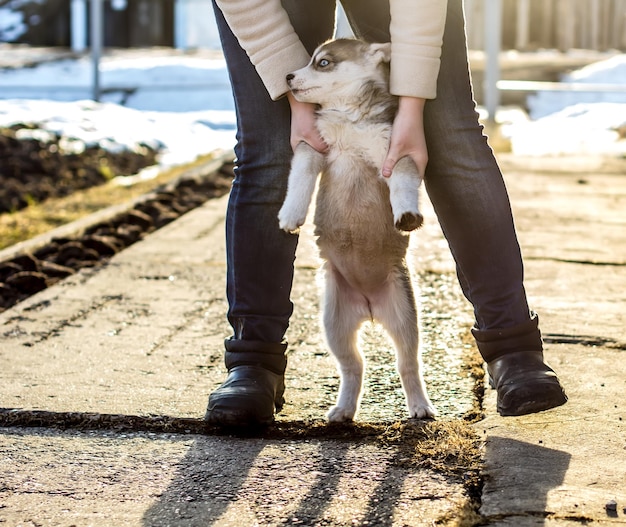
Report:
0,0,625,173
1,0,625,52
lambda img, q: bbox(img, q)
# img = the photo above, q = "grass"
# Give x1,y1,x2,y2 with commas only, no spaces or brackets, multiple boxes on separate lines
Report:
386,419,484,527
0,153,221,251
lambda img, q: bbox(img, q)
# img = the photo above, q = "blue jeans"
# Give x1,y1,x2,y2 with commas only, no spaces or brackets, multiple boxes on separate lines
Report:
212,0,539,356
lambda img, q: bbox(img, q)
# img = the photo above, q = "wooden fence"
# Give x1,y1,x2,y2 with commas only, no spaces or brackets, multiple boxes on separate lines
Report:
465,0,626,51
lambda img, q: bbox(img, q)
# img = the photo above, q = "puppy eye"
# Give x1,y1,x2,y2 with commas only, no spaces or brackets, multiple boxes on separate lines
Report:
317,58,331,68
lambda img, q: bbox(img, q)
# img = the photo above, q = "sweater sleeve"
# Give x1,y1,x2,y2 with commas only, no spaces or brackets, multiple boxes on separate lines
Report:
214,0,311,100
389,0,448,99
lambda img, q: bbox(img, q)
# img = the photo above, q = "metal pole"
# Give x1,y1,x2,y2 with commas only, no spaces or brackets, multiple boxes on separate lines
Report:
483,0,502,123
174,0,186,49
71,0,88,52
90,0,103,101
515,0,530,50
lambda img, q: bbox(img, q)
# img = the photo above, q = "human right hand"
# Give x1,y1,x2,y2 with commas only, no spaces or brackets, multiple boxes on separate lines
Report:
287,92,328,154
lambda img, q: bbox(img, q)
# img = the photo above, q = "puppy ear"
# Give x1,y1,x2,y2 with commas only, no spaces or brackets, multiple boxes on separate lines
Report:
368,42,391,63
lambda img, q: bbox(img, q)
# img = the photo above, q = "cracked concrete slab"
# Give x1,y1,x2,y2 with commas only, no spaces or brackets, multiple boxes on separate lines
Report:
0,193,476,423
476,162,626,526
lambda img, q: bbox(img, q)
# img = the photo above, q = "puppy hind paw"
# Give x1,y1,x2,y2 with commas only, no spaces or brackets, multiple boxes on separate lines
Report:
327,405,356,423
408,402,437,420
395,212,424,232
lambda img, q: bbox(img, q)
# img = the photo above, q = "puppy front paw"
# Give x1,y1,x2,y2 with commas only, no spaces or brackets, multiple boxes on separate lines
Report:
277,206,305,234
395,211,424,232
327,405,356,423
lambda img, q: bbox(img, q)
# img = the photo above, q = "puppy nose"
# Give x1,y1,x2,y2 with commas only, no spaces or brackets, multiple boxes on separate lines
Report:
286,73,295,82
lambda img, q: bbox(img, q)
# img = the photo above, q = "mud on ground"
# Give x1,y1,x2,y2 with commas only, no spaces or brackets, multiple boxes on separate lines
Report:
0,155,234,312
0,124,159,214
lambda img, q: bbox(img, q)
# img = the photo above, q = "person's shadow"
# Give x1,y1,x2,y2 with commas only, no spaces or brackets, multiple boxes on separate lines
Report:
142,426,448,526
142,429,573,526
480,436,572,524
142,429,574,527
141,433,267,526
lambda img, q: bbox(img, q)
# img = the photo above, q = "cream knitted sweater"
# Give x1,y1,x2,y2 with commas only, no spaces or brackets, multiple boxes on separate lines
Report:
214,0,447,100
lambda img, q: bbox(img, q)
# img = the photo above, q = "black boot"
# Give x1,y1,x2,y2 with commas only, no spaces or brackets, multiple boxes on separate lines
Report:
205,339,287,426
472,314,567,416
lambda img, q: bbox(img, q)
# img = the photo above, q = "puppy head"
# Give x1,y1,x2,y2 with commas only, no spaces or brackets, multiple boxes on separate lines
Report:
286,39,391,107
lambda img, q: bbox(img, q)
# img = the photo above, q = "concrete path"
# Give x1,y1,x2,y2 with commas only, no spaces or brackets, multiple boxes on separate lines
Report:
1,154,625,525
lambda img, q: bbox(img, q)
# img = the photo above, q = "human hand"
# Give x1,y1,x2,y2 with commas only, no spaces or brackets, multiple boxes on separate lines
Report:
382,96,428,178
287,92,328,154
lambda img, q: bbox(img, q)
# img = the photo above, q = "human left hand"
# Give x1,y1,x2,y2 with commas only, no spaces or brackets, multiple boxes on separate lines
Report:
382,96,428,178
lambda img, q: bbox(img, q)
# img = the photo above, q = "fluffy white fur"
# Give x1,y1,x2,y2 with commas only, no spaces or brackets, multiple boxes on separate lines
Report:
278,38,435,421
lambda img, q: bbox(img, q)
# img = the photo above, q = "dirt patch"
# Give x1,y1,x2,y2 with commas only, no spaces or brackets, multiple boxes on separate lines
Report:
0,124,159,214
0,161,234,312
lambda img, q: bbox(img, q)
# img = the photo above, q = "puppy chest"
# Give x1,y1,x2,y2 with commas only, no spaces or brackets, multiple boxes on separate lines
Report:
320,159,386,208
319,123,390,168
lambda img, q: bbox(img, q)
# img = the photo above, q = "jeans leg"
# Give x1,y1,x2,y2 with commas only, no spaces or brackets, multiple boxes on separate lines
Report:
423,4,567,415
340,0,390,42
423,0,532,333
212,0,336,345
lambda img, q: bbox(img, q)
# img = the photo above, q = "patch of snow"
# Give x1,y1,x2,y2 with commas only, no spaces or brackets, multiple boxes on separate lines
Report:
527,54,626,119
0,6,27,41
504,102,626,156
505,54,626,156
0,54,237,165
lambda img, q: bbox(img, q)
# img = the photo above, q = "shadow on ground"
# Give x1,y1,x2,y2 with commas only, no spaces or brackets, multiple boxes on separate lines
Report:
480,436,572,526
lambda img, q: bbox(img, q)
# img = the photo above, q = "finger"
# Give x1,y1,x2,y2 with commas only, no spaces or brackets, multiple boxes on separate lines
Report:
381,155,397,178
308,134,329,154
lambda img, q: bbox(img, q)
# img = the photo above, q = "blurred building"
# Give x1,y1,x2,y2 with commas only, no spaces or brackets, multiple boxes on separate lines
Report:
1,0,624,52
465,0,626,52
0,0,220,49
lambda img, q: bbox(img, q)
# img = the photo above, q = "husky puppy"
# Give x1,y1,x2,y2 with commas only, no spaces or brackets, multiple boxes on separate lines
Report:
278,38,435,421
